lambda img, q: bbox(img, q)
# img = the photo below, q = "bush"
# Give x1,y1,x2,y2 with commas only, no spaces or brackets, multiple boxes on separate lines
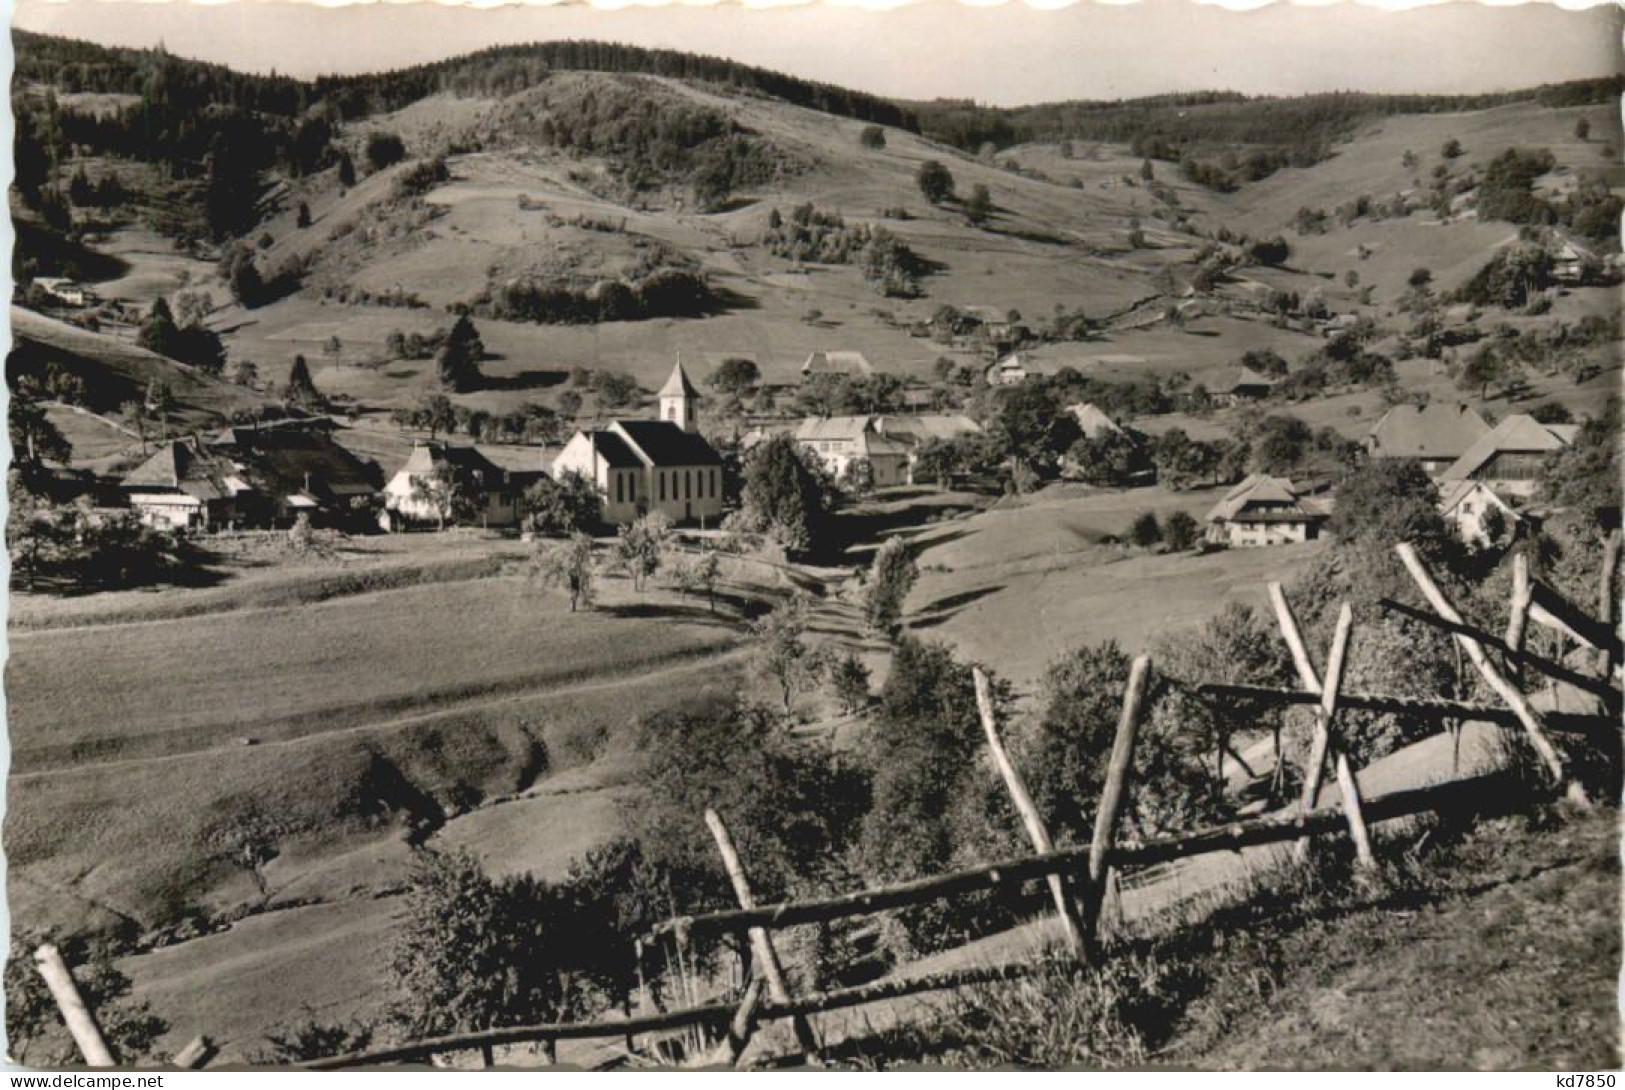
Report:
1162,510,1200,551
859,125,887,150
917,160,955,205
1128,511,1162,548
364,131,407,172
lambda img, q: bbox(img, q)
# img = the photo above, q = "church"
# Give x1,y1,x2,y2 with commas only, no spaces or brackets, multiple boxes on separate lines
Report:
550,359,725,526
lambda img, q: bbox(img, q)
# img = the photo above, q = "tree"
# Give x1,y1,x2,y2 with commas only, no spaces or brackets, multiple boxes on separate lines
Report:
1442,137,1464,159
337,151,356,187
523,470,601,536
410,462,468,531
1162,509,1200,552
388,849,590,1039
284,354,322,408
531,532,597,612
296,201,312,228
227,252,264,308
10,393,72,470
1140,159,1154,181
137,298,179,358
437,314,484,392
964,183,993,226
6,940,167,1066
1327,458,1457,571
914,439,956,490
1456,346,1510,399
365,131,407,172
682,548,724,612
1575,118,1591,142
863,536,919,640
859,125,887,150
916,159,956,205
119,400,153,454
613,511,671,592
750,594,826,714
738,434,836,555
1128,510,1162,548
708,357,761,396
415,393,457,439
827,650,871,715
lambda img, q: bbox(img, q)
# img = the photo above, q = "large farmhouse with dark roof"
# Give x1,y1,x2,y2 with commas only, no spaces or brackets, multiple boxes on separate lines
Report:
550,360,724,525
1364,402,1491,476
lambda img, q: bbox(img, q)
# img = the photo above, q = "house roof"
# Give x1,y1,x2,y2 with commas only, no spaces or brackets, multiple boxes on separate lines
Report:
396,442,507,485
802,351,874,377
1437,478,1517,517
857,432,911,459
1068,402,1123,439
657,359,701,399
1441,414,1574,481
1366,402,1491,461
583,430,642,469
122,440,244,501
872,413,983,445
962,306,1011,324
214,426,378,504
611,420,723,466
1205,473,1307,523
794,416,874,442
1207,366,1276,394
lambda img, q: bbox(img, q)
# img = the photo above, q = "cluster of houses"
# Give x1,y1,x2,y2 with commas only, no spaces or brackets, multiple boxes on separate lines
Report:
1203,401,1578,549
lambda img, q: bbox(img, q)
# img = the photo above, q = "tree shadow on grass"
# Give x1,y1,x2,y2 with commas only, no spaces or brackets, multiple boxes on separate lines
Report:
481,369,571,392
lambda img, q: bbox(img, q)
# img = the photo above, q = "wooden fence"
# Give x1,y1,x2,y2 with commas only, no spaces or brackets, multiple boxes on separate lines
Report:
37,535,1621,1070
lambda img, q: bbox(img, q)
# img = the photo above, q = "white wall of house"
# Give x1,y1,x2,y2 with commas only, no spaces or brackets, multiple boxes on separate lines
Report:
129,493,205,530
382,470,518,527
1445,484,1516,545
1213,518,1312,547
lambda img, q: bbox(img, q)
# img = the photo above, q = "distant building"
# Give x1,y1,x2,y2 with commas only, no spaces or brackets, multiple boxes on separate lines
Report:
1205,366,1276,407
382,442,520,530
801,351,874,381
793,416,910,489
985,353,1052,387
1551,239,1595,285
1204,474,1324,548
1438,479,1520,546
1364,402,1491,476
960,306,1027,346
551,360,725,525
123,439,259,531
1439,414,1576,499
1067,402,1125,440
32,278,93,308
212,420,380,526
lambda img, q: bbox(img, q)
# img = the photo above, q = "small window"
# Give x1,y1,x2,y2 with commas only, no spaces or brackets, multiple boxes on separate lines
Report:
615,474,624,505
659,472,666,502
685,471,692,500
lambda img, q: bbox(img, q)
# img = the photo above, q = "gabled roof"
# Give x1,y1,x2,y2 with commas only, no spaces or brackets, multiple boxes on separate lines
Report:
1437,478,1517,517
857,432,911,459
657,359,701,399
1068,402,1124,439
1366,402,1490,461
1207,366,1276,394
872,413,983,445
1441,414,1574,481
794,416,874,442
1205,473,1308,524
611,420,722,467
122,440,245,501
584,430,642,469
395,442,507,485
802,351,873,377
215,425,378,504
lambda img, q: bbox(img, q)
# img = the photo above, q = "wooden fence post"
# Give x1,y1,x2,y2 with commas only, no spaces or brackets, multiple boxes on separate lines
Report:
33,945,117,1067
173,1036,217,1070
1269,591,1374,869
1504,552,1532,684
703,809,822,1062
1395,543,1585,806
1596,529,1621,684
973,667,1088,960
1084,655,1151,945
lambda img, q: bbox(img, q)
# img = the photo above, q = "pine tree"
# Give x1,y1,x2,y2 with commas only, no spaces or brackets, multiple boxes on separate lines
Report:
436,315,484,392
284,354,321,408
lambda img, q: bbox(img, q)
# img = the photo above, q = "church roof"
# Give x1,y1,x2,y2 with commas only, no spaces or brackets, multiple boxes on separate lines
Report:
657,359,701,399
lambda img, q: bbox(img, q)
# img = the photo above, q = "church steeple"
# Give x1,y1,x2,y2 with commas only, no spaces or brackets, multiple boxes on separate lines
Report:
657,355,700,432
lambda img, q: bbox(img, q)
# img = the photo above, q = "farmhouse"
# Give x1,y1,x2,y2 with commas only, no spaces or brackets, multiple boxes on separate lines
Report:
123,438,260,531
1205,366,1276,407
1204,474,1324,548
1364,402,1491,476
382,442,519,530
1068,402,1124,440
1439,414,1576,499
551,360,725,525
801,351,874,381
1551,239,1595,285
793,416,910,488
1438,478,1520,546
985,353,1052,387
212,420,380,526
32,277,94,307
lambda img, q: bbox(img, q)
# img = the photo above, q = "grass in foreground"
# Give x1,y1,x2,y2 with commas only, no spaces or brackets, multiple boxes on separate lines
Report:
832,805,1619,1070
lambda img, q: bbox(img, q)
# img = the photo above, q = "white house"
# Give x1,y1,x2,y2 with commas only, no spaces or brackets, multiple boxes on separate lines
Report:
1438,479,1519,546
382,442,519,529
792,416,911,489
1205,474,1324,548
801,351,874,381
122,439,258,531
985,353,1052,387
1068,402,1124,440
550,360,725,525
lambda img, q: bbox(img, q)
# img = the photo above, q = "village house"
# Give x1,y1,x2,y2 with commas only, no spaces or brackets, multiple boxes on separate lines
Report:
801,351,874,382
1205,366,1276,407
985,353,1053,387
1437,478,1520,546
793,416,911,489
212,419,381,527
122,438,261,531
1551,239,1595,285
1204,474,1325,548
551,360,725,525
1067,402,1125,440
32,277,95,308
1439,414,1576,499
381,442,519,530
872,413,984,483
1364,402,1492,476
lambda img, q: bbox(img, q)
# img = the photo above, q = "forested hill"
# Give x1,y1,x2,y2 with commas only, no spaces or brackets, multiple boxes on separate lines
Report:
11,30,919,130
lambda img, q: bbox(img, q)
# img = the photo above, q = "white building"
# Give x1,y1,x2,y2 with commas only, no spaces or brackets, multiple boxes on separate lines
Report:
1205,474,1324,548
1438,479,1519,546
381,443,519,529
550,360,725,525
793,416,911,489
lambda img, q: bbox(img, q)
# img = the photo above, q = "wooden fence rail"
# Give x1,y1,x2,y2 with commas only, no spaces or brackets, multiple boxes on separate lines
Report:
1195,682,1612,739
